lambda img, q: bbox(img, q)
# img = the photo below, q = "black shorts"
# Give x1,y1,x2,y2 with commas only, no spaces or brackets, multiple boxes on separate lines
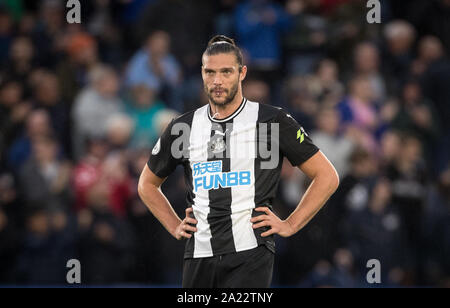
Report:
182,245,274,288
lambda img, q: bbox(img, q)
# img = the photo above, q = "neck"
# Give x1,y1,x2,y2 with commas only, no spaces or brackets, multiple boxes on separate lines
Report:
209,90,244,120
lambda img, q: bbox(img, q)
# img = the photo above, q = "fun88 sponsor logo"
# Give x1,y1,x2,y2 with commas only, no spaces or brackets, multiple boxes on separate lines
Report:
192,161,251,192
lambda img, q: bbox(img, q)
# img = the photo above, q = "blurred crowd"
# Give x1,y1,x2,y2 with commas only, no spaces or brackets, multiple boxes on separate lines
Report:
0,0,449,287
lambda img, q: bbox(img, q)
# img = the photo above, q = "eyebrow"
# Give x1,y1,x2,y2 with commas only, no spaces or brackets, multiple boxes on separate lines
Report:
203,67,235,72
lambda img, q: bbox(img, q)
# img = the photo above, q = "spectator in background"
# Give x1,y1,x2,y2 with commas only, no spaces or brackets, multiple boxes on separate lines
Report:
0,7,13,66
72,64,123,160
125,30,182,111
417,36,450,175
379,129,402,169
390,80,440,164
118,0,156,35
298,250,356,288
15,208,77,285
305,58,344,105
99,153,132,219
8,109,52,171
337,75,379,153
124,84,165,149
0,173,21,225
18,135,72,213
126,148,166,283
283,76,318,131
0,202,21,283
16,12,36,37
330,148,377,233
84,0,124,66
31,0,65,68
134,0,214,75
242,77,271,105
5,36,35,85
385,135,428,283
104,113,134,152
412,35,445,77
57,31,99,104
311,106,354,178
74,145,132,218
382,20,416,93
326,0,373,71
351,42,386,103
151,109,181,145
284,0,328,75
408,0,450,53
423,166,450,286
15,210,53,284
72,137,109,212
213,0,239,37
342,178,409,286
78,180,135,284
0,80,31,165
31,71,71,156
234,0,291,87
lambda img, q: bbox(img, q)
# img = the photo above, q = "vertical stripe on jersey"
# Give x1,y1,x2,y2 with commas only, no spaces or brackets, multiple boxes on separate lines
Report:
207,121,236,255
179,110,197,258
229,101,259,251
252,102,279,252
188,106,213,258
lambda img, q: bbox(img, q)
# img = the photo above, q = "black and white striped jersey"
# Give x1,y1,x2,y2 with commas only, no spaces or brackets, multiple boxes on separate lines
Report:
148,98,319,259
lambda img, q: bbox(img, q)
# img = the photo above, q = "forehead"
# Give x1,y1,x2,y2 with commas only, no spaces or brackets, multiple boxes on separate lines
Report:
202,53,239,69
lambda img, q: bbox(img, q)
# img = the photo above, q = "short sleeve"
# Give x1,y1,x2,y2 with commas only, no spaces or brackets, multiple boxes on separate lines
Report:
275,109,319,167
147,120,180,178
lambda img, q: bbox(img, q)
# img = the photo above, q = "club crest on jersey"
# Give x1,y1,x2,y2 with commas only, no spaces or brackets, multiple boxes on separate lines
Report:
209,137,226,153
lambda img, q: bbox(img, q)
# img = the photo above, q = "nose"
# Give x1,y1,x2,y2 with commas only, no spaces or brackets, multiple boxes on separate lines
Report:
213,75,223,86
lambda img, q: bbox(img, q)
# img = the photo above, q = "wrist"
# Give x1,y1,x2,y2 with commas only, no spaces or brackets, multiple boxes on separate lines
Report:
284,218,298,235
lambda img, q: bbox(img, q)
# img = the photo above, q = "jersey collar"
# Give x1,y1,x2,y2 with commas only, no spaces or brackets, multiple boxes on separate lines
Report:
207,97,247,123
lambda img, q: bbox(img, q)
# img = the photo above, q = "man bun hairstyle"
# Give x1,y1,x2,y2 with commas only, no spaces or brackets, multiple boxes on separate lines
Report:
203,35,244,70
207,35,236,47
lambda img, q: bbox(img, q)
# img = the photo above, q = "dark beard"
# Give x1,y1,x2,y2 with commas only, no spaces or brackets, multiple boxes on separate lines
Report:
205,82,239,107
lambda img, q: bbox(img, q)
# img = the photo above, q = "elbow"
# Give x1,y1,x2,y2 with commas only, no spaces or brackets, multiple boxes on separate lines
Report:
328,167,340,194
137,173,159,202
137,177,145,201
137,174,151,201
316,165,339,196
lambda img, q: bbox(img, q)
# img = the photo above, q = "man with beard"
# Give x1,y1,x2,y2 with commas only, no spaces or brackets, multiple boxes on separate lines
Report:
138,35,339,287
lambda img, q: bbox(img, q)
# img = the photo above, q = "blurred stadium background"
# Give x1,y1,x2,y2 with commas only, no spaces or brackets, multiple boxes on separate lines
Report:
0,0,449,287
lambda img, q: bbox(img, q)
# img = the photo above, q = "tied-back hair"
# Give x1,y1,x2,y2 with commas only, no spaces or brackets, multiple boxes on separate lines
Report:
203,35,244,71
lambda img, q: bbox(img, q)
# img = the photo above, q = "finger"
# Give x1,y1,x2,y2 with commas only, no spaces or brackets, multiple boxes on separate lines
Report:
252,221,270,229
180,230,192,239
183,224,198,233
185,207,193,215
261,228,277,237
250,215,269,223
185,217,198,225
255,207,270,214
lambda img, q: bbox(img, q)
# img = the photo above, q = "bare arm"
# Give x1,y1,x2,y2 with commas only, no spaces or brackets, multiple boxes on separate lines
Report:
251,151,339,237
137,164,197,240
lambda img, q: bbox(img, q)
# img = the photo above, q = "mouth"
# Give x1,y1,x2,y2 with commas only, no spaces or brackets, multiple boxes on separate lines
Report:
212,88,226,97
